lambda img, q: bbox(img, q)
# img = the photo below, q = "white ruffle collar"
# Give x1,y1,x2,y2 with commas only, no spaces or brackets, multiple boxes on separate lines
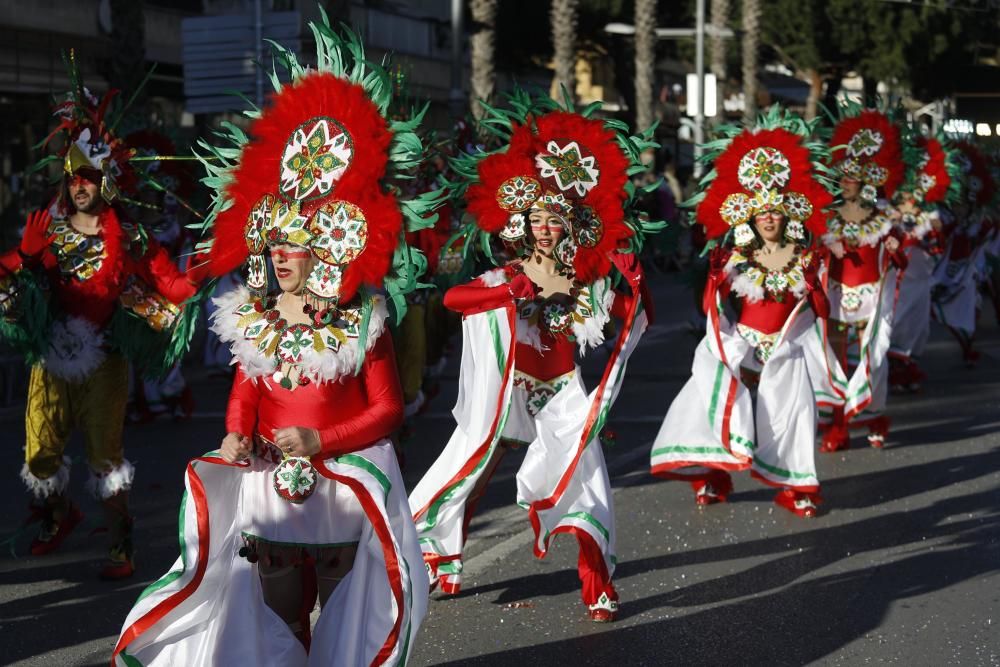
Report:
210,286,388,385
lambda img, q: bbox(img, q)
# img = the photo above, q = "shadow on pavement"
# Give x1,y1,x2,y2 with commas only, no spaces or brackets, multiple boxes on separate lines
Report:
442,483,999,666
449,442,1000,663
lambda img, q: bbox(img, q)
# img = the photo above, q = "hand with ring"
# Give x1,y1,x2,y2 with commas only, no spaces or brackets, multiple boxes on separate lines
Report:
274,426,322,458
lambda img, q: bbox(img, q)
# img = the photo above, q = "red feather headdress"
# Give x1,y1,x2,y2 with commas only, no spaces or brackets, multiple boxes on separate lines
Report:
830,110,904,202
696,127,832,245
954,141,995,208
465,111,633,283
207,72,399,304
912,137,951,205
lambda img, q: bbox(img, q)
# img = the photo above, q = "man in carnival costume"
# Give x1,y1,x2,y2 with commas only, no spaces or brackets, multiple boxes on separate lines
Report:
650,107,832,517
409,91,659,622
887,133,957,391
813,107,909,452
931,141,996,367
0,59,209,579
114,21,433,665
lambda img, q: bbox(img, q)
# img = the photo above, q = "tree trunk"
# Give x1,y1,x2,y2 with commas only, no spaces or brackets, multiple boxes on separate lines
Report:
741,0,760,124
710,0,730,123
804,68,822,121
634,0,656,130
550,0,579,102
470,0,498,131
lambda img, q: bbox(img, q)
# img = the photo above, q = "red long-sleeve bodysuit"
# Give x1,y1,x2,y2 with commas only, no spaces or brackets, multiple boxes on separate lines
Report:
225,332,404,457
443,266,634,382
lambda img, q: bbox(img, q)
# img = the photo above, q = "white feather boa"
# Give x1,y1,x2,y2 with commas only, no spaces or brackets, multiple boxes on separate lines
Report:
572,278,614,352
21,456,72,499
86,459,135,499
210,287,389,384
43,317,107,383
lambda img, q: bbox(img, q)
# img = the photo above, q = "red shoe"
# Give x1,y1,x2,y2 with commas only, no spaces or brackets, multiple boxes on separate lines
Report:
587,592,619,623
692,470,732,506
100,542,135,580
589,608,616,622
820,425,850,453
774,489,819,518
30,504,83,556
695,484,723,506
866,415,890,449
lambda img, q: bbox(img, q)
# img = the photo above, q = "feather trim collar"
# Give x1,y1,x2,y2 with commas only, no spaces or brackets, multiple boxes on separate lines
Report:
210,286,387,384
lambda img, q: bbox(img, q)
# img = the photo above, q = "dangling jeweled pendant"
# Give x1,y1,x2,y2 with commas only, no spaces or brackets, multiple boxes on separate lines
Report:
272,456,318,503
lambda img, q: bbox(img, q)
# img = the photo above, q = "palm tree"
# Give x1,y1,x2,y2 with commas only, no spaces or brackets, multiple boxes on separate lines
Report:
550,0,579,101
470,0,498,130
741,0,760,123
710,0,729,123
634,0,656,131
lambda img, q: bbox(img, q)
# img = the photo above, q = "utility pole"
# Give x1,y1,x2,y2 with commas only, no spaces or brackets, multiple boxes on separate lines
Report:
450,0,465,119
694,0,705,178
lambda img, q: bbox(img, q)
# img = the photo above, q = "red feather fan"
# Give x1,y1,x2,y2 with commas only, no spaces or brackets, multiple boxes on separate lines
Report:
830,110,904,200
915,137,951,205
697,128,832,241
208,72,397,303
466,123,538,234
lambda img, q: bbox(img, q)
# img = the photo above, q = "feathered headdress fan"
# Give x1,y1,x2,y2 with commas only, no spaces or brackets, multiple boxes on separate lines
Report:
911,136,955,205
30,50,146,210
689,105,833,247
195,14,440,319
449,89,663,284
830,108,904,204
953,141,995,209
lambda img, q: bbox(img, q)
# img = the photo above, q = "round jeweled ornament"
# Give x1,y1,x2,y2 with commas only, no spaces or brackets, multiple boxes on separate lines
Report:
272,456,318,503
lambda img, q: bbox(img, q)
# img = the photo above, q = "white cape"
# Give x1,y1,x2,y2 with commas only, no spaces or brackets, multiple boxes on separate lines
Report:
651,298,821,491
809,265,897,423
890,246,934,360
113,443,428,667
409,296,647,591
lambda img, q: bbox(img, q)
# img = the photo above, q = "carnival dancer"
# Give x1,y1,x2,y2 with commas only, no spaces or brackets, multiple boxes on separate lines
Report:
408,95,658,622
650,107,832,517
0,65,209,579
888,134,956,392
931,141,996,367
113,23,433,665
814,108,908,452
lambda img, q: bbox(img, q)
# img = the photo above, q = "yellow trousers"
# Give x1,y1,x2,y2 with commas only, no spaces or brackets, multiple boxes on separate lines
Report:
393,303,426,405
25,354,129,481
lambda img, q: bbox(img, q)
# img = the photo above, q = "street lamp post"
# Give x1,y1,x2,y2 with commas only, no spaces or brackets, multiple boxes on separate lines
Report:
694,0,705,178
450,0,465,118
605,5,727,180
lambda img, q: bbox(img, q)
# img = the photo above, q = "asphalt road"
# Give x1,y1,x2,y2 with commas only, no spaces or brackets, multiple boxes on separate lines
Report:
0,274,997,667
